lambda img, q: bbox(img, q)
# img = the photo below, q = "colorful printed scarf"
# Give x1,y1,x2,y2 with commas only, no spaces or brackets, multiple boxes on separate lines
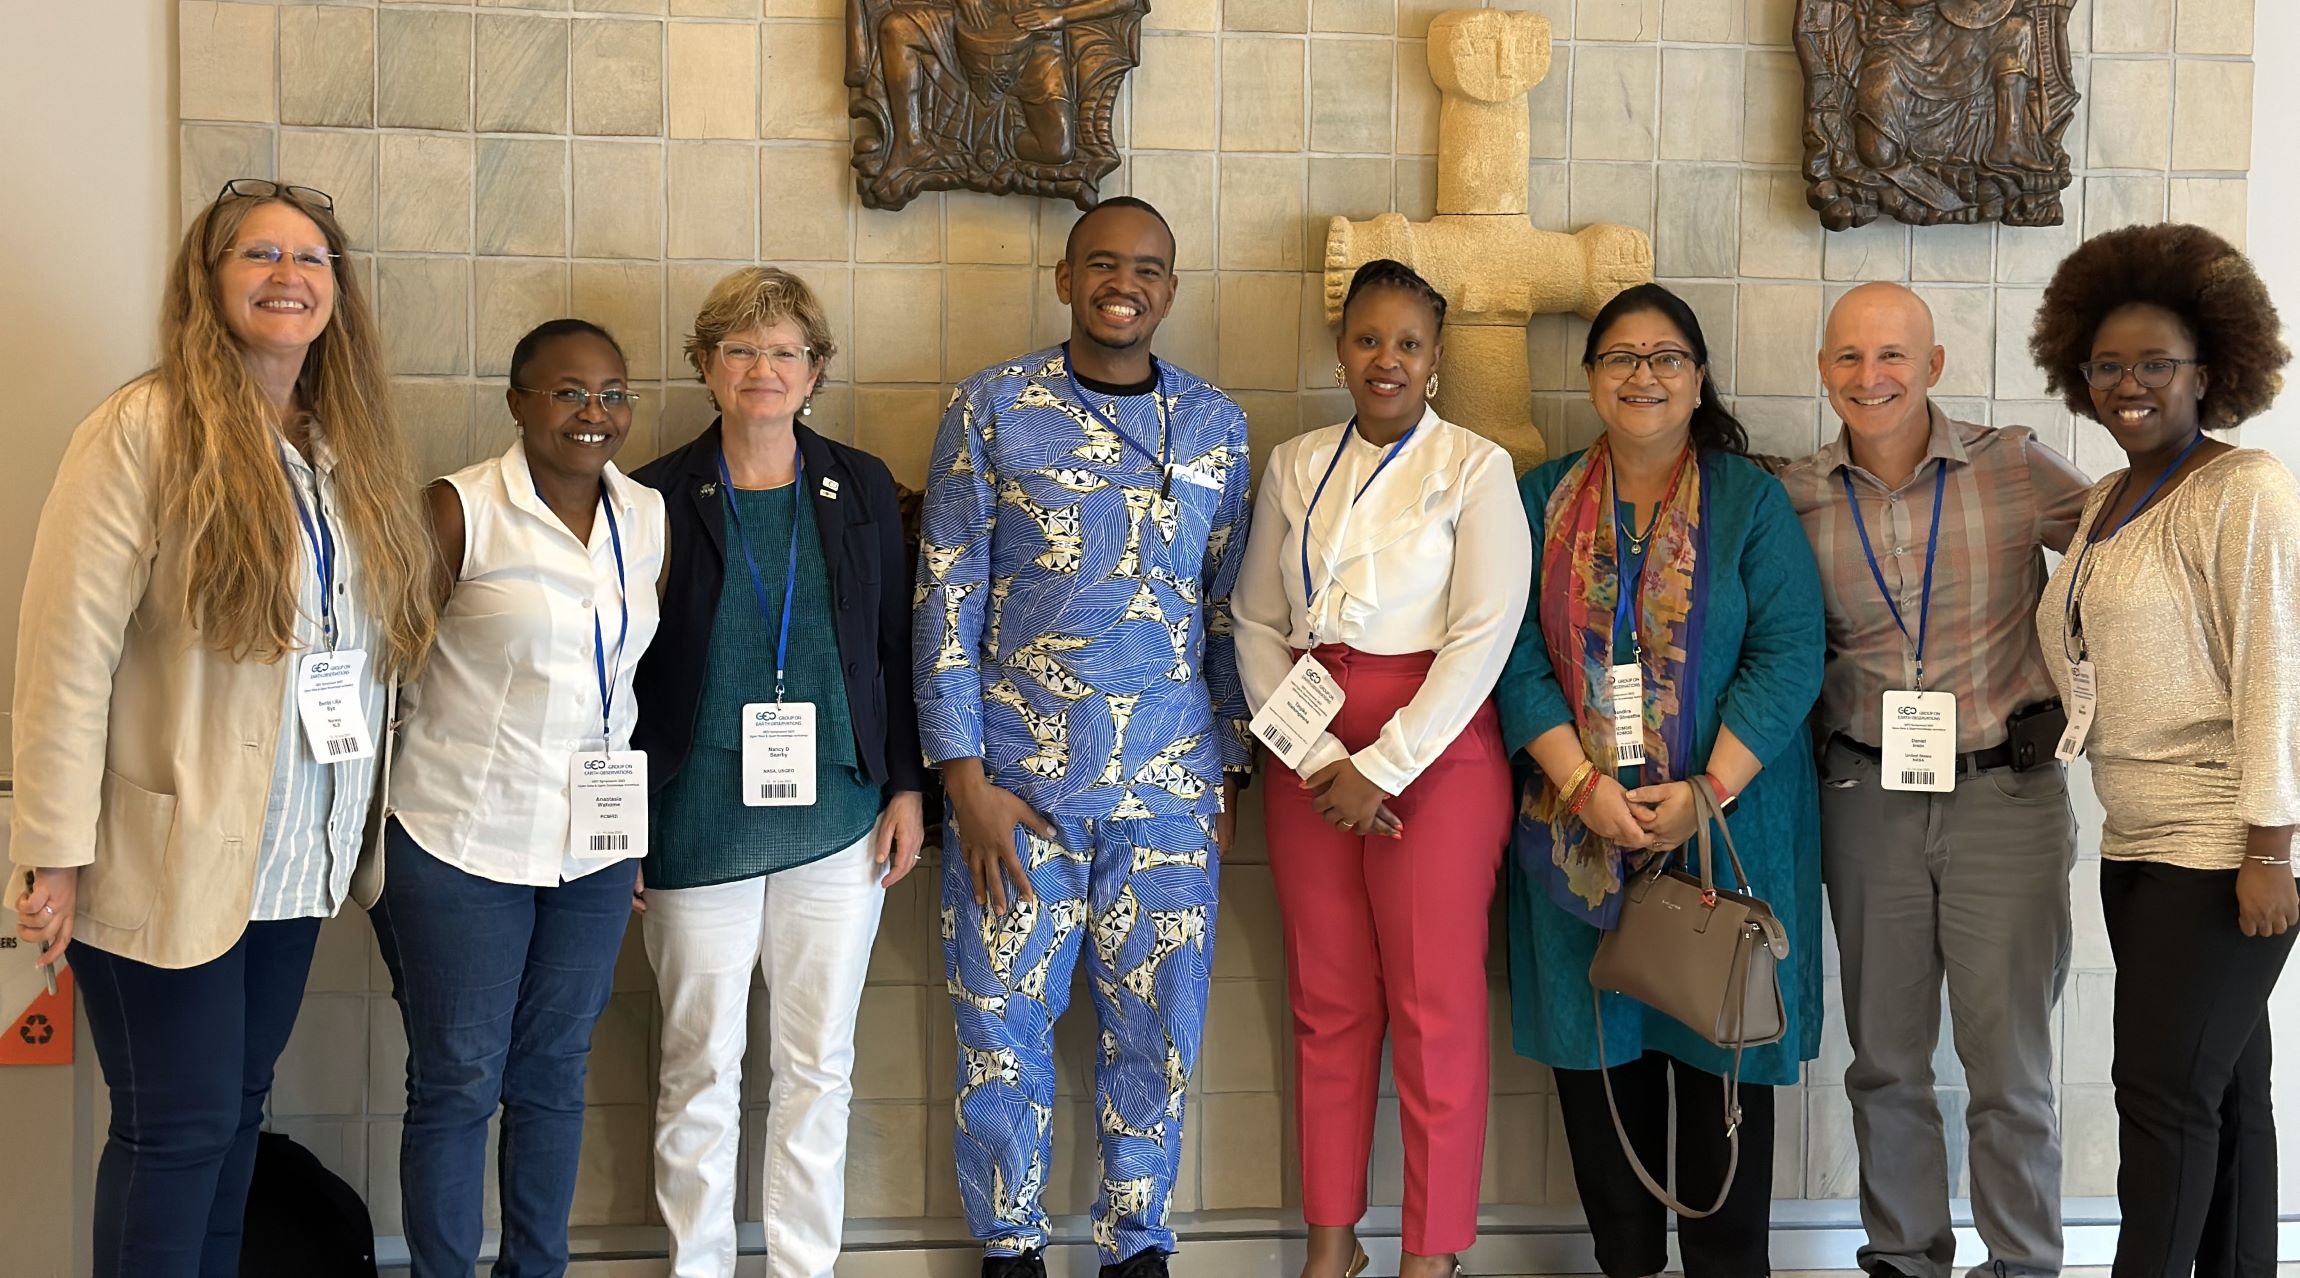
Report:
1513,438,1710,929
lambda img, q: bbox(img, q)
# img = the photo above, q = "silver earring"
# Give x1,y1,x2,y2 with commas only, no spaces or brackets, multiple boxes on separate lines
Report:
1425,372,1440,400
1332,363,1346,386
801,396,814,418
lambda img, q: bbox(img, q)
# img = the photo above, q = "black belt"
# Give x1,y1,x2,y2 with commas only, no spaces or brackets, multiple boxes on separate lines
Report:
1831,733,2012,779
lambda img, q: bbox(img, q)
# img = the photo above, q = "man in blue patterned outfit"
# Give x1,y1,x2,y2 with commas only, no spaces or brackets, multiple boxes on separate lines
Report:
914,197,1254,1278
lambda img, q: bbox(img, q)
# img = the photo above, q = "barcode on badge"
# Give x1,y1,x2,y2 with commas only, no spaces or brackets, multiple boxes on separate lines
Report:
587,833,629,852
325,735,361,757
757,783,800,800
1899,770,1936,787
1264,726,1296,757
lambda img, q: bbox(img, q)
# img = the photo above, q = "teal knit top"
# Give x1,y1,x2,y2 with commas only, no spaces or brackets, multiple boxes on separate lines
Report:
647,483,883,888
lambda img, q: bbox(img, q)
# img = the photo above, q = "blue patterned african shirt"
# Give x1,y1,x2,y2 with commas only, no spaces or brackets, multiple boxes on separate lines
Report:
914,345,1255,821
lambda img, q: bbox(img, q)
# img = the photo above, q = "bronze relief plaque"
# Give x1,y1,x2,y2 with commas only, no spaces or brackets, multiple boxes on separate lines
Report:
1797,0,2080,229
846,0,1146,211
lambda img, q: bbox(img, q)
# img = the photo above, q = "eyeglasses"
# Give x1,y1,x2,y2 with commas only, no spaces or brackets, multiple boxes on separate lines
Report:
216,178,336,211
230,243,340,272
514,386,642,410
716,341,813,372
1592,350,1694,380
2079,358,2201,390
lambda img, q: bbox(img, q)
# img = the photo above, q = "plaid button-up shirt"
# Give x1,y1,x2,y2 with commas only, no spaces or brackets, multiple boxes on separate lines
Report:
1779,405,2092,753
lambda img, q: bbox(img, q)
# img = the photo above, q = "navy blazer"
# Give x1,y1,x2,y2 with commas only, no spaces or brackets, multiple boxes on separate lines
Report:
631,420,927,797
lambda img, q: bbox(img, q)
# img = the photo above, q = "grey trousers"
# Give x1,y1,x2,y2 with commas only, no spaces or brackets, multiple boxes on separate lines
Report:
1818,737,2077,1278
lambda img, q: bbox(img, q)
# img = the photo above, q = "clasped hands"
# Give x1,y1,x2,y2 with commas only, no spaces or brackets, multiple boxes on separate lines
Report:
1301,759,1401,838
1577,773,1703,853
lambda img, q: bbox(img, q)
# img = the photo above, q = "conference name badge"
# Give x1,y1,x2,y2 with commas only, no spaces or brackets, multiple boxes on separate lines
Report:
1880,690,1956,792
2056,660,2097,762
569,750,648,859
295,649,375,762
1609,663,1646,767
742,702,818,807
1250,654,1346,771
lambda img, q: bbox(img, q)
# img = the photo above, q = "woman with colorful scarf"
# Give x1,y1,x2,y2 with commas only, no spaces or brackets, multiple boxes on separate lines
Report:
1496,284,1824,1276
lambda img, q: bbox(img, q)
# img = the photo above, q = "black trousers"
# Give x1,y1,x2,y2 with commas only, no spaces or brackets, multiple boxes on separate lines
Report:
1553,1051,1775,1278
2101,860,2297,1278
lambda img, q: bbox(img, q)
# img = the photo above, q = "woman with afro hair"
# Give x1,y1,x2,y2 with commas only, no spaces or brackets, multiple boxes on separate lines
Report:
2030,222,2295,1278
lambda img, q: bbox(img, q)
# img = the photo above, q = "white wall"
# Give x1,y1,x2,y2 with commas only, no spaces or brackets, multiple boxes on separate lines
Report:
0,4,174,1270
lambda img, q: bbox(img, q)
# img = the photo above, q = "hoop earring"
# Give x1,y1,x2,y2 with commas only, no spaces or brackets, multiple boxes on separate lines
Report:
1332,363,1346,387
1425,372,1440,400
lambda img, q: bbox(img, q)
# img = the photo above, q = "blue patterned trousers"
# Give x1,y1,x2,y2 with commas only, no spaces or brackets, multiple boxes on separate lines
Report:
943,811,1220,1262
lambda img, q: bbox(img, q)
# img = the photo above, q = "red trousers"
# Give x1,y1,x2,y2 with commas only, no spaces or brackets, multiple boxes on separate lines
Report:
1264,646,1509,1255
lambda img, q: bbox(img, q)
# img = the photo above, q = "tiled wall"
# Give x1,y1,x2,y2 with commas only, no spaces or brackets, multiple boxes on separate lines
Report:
190,0,2273,1234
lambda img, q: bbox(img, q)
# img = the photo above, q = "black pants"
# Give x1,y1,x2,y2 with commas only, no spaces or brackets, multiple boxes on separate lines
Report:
2101,860,2297,1278
1552,1051,1775,1278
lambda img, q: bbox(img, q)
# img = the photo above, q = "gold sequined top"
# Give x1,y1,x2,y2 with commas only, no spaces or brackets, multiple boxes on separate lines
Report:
2036,450,2300,869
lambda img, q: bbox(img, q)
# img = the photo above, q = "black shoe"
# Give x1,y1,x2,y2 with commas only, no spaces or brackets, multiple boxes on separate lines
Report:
1100,1249,1171,1278
984,1250,1048,1278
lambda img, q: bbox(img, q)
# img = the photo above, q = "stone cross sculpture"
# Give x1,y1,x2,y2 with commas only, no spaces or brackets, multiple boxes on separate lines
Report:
1324,9,1653,470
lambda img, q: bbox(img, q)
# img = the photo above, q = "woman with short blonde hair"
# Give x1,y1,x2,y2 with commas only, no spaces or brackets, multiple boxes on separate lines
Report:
10,179,433,1276
633,266,926,1278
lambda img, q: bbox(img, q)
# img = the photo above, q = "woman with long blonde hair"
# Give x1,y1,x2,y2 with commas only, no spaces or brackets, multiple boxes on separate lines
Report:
9,179,434,1277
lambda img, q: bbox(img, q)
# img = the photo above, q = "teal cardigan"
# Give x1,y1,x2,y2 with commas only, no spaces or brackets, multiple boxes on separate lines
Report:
1496,450,1826,1085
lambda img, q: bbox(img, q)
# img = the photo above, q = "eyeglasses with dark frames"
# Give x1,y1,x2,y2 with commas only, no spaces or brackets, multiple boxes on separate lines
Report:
216,178,336,212
2079,358,2202,391
1592,349,1695,380
513,386,642,411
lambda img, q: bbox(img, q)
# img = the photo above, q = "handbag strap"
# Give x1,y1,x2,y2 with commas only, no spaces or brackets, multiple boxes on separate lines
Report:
1686,776,1757,895
1588,858,1760,1218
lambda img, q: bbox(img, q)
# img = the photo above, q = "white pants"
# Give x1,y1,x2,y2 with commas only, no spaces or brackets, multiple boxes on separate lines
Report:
641,834,886,1278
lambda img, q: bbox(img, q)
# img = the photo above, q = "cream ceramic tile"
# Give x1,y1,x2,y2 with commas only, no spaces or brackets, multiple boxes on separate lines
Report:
852,984,933,1100
1210,865,1281,980
1566,162,1655,238
1741,49,1803,166
2172,59,2252,171
572,18,665,136
278,130,377,249
1992,287,2048,401
475,258,572,376
674,0,757,13
846,1101,931,1215
476,14,570,134
2170,177,2247,250
1910,223,1995,283
1216,272,1304,391
1146,0,1218,31
569,1105,652,1224
668,142,757,259
281,4,374,128
1996,215,2081,285
378,9,474,131
1395,40,1441,157
2060,1084,2119,1196
1804,1083,1859,1198
1578,0,1658,39
573,260,668,379
2091,0,2171,54
1130,35,1218,152
573,140,666,258
1218,155,1307,272
1654,164,1739,279
395,378,481,483
380,134,474,255
1228,0,1308,33
476,137,569,257
1310,37,1393,154
2083,174,2166,238
1911,285,1995,399
1196,1091,1285,1209
854,267,944,383
1570,43,1658,162
1313,0,1393,35
2085,59,2172,170
181,2,277,124
942,265,1037,384
668,19,758,139
1127,152,1216,273
1745,0,1795,46
1660,46,1741,162
1823,219,1907,282
1479,1091,1549,1204
1394,0,1454,38
1664,0,1740,42
761,20,845,141
1152,272,1220,381
945,191,1037,265
1736,283,1822,397
856,194,942,263
1221,37,1308,154
381,258,474,378
1199,979,1285,1093
273,994,369,1116
760,143,853,261
2176,0,2251,54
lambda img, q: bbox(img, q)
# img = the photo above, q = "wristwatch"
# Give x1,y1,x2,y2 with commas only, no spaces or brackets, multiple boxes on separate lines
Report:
1701,773,1739,817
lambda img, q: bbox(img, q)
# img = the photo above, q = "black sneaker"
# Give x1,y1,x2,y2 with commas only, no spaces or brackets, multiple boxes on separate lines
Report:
984,1250,1048,1278
1100,1249,1171,1278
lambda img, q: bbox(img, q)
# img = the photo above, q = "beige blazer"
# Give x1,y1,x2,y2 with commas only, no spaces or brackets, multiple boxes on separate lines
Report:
10,381,387,969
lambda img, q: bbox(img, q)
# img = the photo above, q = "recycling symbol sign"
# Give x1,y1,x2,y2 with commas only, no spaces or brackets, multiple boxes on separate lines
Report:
19,1014,53,1046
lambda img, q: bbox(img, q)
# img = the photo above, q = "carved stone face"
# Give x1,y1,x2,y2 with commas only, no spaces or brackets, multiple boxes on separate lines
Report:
1427,10,1550,105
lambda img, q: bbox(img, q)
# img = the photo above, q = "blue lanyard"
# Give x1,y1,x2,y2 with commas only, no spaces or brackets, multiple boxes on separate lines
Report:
538,477,629,748
717,446,805,702
1298,418,1418,613
2063,432,2204,659
280,450,339,647
1840,462,1947,690
1609,453,1691,657
1064,354,1171,490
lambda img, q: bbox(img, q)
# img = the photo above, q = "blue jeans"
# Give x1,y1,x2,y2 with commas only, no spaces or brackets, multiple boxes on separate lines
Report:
369,818,635,1278
72,917,322,1278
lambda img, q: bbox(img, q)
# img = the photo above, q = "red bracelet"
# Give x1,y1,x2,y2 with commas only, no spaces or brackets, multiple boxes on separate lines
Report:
1565,771,1600,816
1701,773,1732,806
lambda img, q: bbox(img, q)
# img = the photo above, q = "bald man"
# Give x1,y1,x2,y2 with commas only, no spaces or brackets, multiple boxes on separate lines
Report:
1779,283,2090,1278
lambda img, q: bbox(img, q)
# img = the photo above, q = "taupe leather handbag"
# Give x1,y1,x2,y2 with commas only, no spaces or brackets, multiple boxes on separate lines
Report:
1585,782,1790,1217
